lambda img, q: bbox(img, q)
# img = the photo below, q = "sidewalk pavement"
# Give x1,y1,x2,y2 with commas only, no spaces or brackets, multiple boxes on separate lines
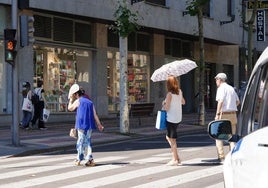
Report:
0,111,215,159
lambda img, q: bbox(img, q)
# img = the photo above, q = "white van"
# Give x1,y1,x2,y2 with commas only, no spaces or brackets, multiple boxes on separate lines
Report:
208,46,268,188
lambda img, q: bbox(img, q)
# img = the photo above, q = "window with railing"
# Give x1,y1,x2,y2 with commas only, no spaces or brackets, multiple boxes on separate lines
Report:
165,38,193,58
227,0,235,16
107,30,151,52
34,14,92,46
145,0,166,6
203,0,210,17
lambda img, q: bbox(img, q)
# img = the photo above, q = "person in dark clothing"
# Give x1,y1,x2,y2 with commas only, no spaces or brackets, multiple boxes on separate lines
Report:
31,80,47,130
20,81,33,129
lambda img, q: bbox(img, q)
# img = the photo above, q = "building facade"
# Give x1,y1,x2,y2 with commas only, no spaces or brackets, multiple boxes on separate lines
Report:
0,0,267,124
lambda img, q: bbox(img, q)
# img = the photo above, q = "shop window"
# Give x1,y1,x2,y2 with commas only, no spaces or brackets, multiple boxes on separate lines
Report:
34,47,81,112
53,17,73,43
34,15,52,39
107,51,149,112
128,56,148,103
0,41,9,114
74,22,92,44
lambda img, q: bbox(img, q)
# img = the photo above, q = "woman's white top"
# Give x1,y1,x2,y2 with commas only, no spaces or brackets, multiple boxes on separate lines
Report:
166,92,182,123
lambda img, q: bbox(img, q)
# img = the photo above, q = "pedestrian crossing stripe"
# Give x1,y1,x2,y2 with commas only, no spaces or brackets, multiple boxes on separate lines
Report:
0,155,73,169
130,156,170,164
0,164,121,188
59,158,216,188
0,155,223,188
205,182,224,188
130,165,223,188
0,156,127,181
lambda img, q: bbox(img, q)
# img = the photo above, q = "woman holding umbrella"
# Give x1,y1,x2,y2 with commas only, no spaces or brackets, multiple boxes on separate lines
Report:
162,76,185,166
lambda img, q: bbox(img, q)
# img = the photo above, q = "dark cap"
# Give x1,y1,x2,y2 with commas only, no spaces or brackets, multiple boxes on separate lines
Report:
22,81,30,87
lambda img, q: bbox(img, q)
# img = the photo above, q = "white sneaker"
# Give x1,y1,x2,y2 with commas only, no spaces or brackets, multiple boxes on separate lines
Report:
166,160,179,166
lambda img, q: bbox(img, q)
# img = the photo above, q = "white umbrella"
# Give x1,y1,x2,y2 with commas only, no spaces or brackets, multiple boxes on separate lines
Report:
151,59,197,82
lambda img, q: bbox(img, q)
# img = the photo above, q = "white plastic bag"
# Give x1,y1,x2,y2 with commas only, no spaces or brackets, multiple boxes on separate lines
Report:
22,97,33,112
43,108,50,122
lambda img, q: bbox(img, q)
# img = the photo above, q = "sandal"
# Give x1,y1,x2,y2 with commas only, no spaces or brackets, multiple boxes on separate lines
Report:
85,159,95,167
74,160,81,166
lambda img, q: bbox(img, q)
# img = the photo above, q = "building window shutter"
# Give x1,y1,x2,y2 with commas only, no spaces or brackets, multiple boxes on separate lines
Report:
75,22,92,44
34,15,52,39
53,17,73,43
137,33,150,52
165,38,171,55
107,30,119,48
146,0,166,6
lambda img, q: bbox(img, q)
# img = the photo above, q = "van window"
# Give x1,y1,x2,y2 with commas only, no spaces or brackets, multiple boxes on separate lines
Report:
239,63,268,136
251,65,268,131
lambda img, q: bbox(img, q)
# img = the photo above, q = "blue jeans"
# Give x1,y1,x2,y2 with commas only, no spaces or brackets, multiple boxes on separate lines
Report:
21,110,32,127
76,129,93,161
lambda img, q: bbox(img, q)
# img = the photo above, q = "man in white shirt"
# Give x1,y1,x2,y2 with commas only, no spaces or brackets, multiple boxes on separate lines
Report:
214,73,240,162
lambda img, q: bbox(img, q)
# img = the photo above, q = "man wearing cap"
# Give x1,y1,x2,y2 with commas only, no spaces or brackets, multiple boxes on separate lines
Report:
20,82,33,129
214,73,240,162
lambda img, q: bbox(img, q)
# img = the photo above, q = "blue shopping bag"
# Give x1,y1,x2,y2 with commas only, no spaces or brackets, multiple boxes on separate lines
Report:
155,110,167,130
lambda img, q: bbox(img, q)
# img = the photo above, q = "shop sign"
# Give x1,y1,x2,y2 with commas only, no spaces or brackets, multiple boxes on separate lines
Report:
256,10,265,41
247,1,268,9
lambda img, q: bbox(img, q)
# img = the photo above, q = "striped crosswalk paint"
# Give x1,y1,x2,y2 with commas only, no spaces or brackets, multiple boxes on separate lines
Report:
61,158,217,188
0,153,224,188
0,156,127,180
131,165,223,188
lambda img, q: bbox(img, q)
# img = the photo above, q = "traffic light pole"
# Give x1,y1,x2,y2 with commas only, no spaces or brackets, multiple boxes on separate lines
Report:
11,0,20,146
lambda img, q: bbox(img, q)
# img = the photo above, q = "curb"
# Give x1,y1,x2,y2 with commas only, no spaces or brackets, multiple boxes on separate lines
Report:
10,125,207,157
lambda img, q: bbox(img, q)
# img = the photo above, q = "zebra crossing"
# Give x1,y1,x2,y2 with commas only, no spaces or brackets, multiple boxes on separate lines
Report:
0,148,224,188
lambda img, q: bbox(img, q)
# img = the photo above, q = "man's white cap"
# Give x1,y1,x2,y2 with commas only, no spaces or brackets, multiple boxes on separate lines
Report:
68,84,80,99
215,73,227,81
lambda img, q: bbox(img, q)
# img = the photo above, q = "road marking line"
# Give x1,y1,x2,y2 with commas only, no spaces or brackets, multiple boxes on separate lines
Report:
130,156,170,163
0,165,121,188
0,156,127,180
205,182,224,188
60,158,209,188
0,155,73,169
131,165,223,188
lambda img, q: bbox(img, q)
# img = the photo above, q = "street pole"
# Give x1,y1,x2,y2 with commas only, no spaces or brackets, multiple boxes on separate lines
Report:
11,0,20,146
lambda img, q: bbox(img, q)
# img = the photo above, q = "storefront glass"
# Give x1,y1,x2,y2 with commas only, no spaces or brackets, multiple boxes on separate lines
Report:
0,40,8,114
34,46,90,112
107,51,149,112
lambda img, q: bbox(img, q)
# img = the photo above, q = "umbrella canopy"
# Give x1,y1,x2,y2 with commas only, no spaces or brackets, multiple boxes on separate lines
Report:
151,59,197,82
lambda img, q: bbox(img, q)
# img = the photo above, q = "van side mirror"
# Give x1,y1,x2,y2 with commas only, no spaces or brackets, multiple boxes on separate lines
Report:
207,120,233,141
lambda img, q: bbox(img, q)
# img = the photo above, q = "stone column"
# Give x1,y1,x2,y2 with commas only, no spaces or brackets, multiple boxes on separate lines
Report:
150,34,165,112
92,23,108,116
